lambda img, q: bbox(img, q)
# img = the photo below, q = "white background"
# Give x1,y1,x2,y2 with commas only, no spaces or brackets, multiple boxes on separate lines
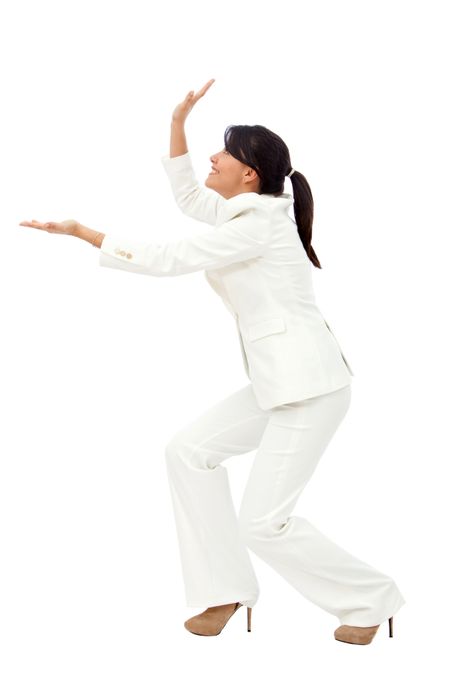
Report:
1,0,448,672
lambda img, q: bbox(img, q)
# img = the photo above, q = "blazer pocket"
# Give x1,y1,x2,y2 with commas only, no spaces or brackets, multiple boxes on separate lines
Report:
247,316,287,342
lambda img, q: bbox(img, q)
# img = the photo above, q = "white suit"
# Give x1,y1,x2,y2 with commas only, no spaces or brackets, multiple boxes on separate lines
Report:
97,152,406,627
99,151,353,410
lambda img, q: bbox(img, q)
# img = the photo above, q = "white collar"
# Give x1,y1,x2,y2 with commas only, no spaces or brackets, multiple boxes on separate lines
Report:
216,191,294,226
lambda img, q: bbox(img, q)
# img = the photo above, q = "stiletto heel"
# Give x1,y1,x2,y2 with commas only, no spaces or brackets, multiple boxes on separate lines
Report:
247,606,252,632
388,615,393,637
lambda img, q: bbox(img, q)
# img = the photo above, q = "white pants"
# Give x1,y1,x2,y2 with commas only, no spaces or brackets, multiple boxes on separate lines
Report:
164,383,406,627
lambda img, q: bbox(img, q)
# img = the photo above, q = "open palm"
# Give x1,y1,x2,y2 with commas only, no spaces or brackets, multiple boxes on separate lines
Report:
172,78,215,124
18,219,80,235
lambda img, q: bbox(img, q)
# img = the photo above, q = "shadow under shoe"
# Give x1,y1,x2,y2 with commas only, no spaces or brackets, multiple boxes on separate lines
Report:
184,602,251,636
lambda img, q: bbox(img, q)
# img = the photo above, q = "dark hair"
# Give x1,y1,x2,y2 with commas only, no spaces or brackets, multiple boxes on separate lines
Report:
224,124,321,268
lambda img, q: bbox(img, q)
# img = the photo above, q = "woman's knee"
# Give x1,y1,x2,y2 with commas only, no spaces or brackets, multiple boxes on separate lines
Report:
164,431,214,470
164,431,191,465
237,510,290,547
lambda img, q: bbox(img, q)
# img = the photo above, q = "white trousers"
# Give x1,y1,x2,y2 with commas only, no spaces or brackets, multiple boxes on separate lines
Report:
164,383,406,627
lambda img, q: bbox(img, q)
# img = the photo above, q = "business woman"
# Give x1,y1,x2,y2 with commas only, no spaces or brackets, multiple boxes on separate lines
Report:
19,78,405,645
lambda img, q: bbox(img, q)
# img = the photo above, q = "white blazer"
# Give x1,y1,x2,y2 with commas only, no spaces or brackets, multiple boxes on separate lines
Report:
98,151,354,410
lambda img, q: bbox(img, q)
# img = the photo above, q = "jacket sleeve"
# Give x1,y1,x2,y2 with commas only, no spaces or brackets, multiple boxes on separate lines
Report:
160,152,226,225
98,205,270,277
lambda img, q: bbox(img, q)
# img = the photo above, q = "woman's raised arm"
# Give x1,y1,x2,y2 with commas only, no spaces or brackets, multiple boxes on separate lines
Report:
170,78,215,156
162,80,226,225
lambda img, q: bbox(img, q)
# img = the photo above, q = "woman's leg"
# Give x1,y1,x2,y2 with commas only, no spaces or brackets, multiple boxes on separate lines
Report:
164,383,270,609
237,384,406,627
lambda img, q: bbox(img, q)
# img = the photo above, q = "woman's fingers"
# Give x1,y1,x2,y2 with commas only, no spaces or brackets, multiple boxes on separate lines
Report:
191,78,215,103
172,79,215,123
19,220,48,229
18,219,77,234
200,78,215,95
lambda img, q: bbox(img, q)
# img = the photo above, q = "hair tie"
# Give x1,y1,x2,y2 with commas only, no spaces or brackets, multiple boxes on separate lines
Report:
287,168,295,177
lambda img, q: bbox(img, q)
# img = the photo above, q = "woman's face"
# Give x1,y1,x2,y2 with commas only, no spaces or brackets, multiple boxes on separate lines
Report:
205,147,260,199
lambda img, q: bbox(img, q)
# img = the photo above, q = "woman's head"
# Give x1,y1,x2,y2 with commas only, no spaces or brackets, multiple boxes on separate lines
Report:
206,145,261,198
205,124,321,268
206,124,287,198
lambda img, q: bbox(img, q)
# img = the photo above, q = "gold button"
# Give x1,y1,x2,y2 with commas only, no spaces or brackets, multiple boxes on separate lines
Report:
119,250,126,256
114,247,121,254
126,253,132,259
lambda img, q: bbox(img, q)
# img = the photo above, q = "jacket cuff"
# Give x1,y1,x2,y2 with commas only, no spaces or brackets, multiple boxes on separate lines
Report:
98,233,148,272
160,151,192,173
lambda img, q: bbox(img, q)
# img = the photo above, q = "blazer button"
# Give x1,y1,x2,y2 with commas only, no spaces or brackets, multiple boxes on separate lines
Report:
114,247,121,254
126,253,132,259
119,250,126,256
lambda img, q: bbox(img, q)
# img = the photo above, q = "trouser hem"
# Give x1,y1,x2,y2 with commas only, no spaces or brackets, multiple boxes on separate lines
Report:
186,595,259,609
337,593,406,627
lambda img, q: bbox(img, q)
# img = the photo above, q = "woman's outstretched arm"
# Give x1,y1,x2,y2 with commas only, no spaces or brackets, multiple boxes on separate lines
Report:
19,198,271,277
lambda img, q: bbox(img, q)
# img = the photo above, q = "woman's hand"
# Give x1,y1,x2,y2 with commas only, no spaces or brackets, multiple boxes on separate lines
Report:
18,219,80,235
171,78,216,125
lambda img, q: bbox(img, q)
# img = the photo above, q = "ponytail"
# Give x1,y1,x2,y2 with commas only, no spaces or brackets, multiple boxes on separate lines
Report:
289,171,321,269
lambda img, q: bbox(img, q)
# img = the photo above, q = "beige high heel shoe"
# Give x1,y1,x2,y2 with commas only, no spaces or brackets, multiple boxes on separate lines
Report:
334,615,394,645
184,602,252,636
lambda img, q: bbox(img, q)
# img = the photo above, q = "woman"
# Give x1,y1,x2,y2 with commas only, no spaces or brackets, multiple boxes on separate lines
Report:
19,78,406,644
